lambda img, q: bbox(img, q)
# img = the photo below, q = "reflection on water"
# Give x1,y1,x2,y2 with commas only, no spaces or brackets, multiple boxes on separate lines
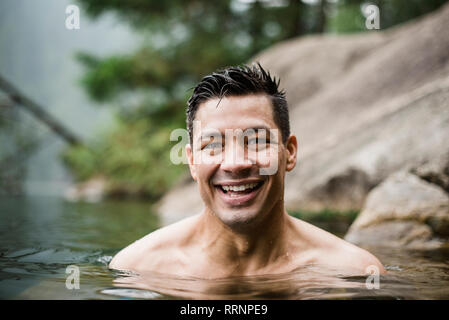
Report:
110,265,373,300
107,248,449,300
0,196,448,299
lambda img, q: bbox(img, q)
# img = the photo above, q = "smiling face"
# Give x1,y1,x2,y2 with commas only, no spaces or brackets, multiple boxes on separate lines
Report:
186,94,298,231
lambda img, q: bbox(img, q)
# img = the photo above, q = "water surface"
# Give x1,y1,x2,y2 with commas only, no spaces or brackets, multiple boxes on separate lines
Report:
1,196,448,299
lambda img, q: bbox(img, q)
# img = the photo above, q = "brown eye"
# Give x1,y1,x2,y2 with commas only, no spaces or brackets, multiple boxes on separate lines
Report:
248,138,268,146
249,138,260,145
203,142,222,150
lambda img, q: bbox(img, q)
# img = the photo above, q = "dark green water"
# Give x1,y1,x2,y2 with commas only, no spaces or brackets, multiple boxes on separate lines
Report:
1,196,448,299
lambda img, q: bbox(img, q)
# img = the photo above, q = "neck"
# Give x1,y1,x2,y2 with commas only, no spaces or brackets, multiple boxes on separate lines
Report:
197,201,291,276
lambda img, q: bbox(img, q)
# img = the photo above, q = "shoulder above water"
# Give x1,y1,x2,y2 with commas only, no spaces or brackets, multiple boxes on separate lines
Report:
109,213,386,276
108,214,200,272
289,217,386,275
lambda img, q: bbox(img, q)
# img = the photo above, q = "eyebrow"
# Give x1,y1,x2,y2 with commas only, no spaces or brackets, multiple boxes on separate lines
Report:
196,126,274,144
201,126,272,136
243,126,272,134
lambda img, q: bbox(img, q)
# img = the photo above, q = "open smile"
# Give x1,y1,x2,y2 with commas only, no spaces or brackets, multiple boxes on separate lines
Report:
214,180,265,205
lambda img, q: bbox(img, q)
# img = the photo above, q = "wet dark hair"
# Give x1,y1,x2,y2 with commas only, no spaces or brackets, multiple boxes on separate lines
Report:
186,63,290,144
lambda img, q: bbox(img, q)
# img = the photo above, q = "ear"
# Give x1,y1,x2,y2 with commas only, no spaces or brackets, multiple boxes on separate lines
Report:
185,143,198,181
285,135,298,172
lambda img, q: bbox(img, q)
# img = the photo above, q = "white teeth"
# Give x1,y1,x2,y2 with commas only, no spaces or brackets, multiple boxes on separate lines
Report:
221,183,259,192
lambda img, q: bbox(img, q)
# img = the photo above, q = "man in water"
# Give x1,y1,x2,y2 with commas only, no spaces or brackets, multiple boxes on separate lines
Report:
110,64,386,278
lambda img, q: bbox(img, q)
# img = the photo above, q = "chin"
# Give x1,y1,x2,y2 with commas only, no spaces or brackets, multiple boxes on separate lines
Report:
214,207,262,231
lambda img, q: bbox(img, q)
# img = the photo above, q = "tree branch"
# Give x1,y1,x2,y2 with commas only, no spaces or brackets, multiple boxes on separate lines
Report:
0,74,82,146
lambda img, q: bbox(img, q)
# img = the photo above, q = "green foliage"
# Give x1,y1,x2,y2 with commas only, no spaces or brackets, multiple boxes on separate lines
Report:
288,209,359,237
374,0,448,29
329,0,449,33
289,209,359,222
327,4,366,33
62,116,187,199
62,144,98,181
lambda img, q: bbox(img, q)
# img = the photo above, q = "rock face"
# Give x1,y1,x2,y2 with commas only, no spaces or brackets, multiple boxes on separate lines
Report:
155,178,204,225
411,152,449,194
156,3,449,224
344,170,449,249
64,176,106,203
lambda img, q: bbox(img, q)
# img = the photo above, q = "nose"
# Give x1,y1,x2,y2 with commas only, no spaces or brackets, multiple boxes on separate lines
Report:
220,140,254,174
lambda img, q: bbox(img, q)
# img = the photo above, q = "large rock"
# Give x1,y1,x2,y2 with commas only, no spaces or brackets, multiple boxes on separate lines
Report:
411,152,449,194
277,2,449,211
155,178,204,225
284,76,449,211
64,175,106,203
157,4,449,222
344,171,449,249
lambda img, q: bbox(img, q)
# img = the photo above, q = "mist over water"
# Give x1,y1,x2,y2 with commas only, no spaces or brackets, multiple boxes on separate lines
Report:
0,0,139,196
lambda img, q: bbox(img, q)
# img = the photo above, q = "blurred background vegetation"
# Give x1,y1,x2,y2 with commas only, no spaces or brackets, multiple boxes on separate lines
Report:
1,0,448,200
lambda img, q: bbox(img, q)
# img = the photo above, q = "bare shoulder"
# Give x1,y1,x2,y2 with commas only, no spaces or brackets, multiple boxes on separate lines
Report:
327,238,387,275
109,214,200,272
289,216,386,274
